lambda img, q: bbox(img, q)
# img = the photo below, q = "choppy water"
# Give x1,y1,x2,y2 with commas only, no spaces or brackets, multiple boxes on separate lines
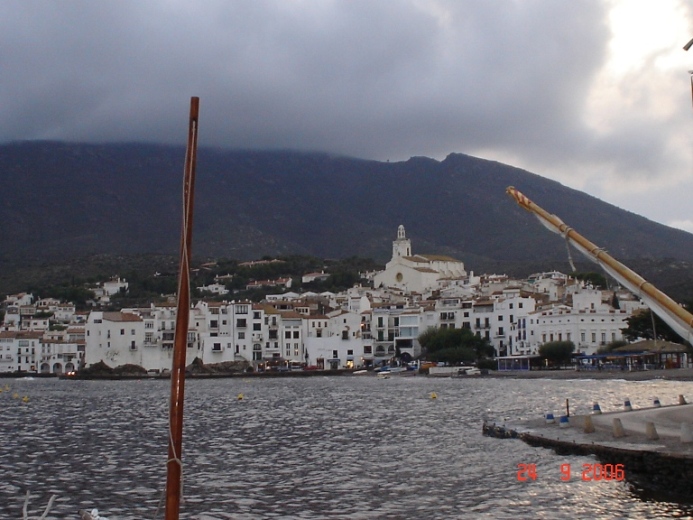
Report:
2,375,693,519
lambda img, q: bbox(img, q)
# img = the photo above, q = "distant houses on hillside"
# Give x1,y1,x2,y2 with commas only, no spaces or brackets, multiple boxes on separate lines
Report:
0,225,659,375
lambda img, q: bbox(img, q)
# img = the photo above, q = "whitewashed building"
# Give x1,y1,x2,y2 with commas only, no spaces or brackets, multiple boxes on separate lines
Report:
0,331,42,373
373,225,467,295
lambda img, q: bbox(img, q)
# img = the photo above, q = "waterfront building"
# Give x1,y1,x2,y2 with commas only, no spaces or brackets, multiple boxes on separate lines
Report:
39,333,83,374
526,287,631,356
85,311,146,368
0,331,42,373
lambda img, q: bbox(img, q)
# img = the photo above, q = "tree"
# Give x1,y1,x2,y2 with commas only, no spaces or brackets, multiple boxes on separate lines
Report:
620,309,683,343
418,327,494,365
539,341,575,366
596,339,627,354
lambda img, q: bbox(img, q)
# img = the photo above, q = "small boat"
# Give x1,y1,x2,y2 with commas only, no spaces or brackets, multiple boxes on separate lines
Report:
455,367,482,376
377,371,391,379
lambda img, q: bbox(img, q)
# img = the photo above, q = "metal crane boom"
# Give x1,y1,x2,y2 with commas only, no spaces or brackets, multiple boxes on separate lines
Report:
506,186,693,344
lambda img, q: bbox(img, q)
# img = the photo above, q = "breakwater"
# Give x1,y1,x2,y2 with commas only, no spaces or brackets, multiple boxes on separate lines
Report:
485,400,693,498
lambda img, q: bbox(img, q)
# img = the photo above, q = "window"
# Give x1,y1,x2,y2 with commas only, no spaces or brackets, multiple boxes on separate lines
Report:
236,319,247,328
498,315,503,322
253,323,261,331
131,329,135,335
293,331,299,339
332,350,338,359
238,332,245,339
364,346,372,354
120,329,125,335
285,331,291,339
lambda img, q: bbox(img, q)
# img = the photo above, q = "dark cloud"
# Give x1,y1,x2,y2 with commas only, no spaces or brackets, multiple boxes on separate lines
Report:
1,0,692,228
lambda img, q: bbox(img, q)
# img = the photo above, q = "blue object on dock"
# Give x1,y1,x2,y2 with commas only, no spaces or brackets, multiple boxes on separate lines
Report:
592,402,602,414
545,412,555,424
559,415,569,428
654,397,661,408
624,398,632,411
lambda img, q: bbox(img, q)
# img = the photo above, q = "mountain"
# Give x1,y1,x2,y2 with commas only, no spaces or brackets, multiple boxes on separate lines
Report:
2,141,693,296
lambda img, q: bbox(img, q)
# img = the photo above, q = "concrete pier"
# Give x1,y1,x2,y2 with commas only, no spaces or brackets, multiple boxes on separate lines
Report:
493,403,693,496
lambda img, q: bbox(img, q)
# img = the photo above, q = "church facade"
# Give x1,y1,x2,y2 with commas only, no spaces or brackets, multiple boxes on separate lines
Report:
373,225,467,294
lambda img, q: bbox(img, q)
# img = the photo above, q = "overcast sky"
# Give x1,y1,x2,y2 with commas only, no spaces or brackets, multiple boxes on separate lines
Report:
2,1,693,231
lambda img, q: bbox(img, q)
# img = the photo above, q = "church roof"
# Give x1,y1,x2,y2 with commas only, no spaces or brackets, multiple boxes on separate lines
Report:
418,254,462,262
414,267,439,274
403,255,430,263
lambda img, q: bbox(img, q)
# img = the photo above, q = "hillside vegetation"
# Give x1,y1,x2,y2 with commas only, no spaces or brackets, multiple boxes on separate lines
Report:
2,142,693,299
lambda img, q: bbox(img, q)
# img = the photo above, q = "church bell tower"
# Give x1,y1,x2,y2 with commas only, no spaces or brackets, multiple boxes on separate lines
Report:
392,225,412,259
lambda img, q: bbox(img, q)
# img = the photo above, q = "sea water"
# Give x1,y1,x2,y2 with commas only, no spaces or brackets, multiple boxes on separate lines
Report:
2,376,693,519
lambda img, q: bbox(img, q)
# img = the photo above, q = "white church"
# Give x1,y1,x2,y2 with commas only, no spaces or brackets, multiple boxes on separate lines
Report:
373,225,467,294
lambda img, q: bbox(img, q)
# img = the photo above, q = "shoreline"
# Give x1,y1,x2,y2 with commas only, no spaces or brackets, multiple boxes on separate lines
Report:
486,367,693,381
5,367,693,382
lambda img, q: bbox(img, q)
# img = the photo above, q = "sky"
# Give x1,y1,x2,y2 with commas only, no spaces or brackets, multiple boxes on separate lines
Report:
2,1,693,231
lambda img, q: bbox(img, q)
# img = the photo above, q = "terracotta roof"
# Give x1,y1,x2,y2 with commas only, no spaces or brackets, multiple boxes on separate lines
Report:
419,254,462,262
414,267,439,274
279,311,304,319
403,256,429,263
103,312,143,322
0,331,43,339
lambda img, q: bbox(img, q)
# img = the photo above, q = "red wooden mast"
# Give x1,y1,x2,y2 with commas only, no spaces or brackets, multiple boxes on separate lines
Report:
165,97,199,520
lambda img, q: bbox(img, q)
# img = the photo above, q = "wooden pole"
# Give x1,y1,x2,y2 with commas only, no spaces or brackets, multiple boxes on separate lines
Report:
506,186,693,343
165,97,199,520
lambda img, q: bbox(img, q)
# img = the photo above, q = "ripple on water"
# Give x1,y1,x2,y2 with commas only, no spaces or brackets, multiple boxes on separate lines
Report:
2,377,693,518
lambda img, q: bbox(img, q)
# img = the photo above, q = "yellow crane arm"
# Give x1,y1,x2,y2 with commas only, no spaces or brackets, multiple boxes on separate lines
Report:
506,186,693,343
